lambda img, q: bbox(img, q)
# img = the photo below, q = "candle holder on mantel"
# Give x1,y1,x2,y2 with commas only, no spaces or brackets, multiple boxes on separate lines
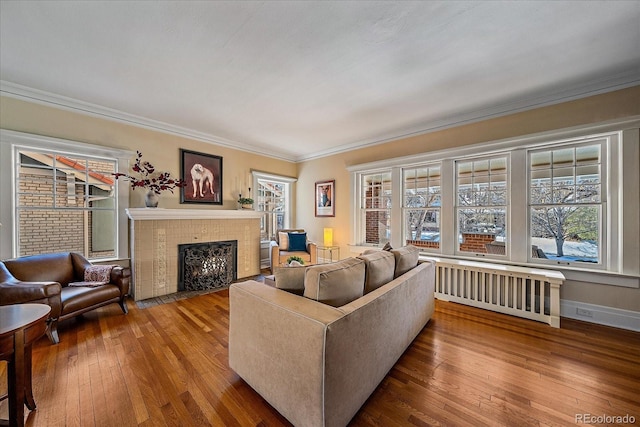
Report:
237,187,254,209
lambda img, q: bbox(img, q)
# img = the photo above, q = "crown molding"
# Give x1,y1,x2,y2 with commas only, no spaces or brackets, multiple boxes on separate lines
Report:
0,81,297,162
297,70,640,162
3,71,639,164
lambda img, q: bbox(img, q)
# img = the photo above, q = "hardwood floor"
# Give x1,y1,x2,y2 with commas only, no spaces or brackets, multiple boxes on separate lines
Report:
2,290,639,426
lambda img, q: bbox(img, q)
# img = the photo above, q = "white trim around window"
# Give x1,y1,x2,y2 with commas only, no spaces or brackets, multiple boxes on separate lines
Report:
0,129,132,260
348,117,640,287
252,170,297,242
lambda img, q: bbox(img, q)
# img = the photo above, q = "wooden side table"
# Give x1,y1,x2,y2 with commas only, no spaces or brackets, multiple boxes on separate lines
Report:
0,304,51,427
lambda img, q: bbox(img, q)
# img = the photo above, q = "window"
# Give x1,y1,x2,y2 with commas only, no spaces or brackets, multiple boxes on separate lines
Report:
402,165,441,250
1,130,130,261
15,149,117,259
529,141,604,265
349,126,636,281
253,172,295,241
456,156,508,255
360,171,392,245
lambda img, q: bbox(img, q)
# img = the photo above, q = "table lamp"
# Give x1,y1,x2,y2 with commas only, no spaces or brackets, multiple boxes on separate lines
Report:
323,228,333,246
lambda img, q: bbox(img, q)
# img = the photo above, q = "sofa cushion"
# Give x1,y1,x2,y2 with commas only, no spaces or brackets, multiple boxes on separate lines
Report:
273,265,307,295
357,250,395,294
288,232,307,251
390,245,420,278
304,258,365,307
60,284,121,316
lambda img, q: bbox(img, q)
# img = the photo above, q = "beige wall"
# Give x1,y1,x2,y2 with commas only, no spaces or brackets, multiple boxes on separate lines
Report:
0,96,298,210
296,86,640,312
2,86,639,314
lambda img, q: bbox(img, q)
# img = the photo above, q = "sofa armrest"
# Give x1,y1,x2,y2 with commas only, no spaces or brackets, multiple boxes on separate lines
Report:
229,281,343,427
110,266,131,296
69,252,130,296
0,281,62,318
0,280,62,302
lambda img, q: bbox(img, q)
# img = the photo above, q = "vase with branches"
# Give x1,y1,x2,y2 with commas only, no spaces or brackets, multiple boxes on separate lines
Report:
113,151,186,207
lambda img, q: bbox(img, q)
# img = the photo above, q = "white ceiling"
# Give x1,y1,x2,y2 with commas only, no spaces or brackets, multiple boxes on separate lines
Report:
1,1,639,162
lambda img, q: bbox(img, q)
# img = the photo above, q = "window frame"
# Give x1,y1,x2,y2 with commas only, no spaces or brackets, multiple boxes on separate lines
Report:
252,171,296,243
348,124,637,285
354,168,394,247
0,130,131,261
401,164,442,253
455,154,509,257
526,138,608,270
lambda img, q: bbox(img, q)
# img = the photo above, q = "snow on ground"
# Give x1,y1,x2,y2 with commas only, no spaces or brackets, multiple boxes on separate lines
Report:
532,237,598,260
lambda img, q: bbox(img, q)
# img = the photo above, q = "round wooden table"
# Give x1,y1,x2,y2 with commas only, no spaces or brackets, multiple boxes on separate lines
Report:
0,304,51,427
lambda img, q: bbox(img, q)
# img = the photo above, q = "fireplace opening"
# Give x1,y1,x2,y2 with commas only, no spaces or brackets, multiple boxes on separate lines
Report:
178,240,237,291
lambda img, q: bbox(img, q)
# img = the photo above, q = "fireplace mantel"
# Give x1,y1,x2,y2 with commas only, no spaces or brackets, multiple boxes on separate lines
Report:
126,208,264,221
126,208,262,300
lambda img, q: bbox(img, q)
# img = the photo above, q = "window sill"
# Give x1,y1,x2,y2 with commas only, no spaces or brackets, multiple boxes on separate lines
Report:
420,253,639,288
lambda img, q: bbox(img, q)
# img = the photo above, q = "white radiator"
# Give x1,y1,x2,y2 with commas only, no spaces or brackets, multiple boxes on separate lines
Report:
427,258,565,327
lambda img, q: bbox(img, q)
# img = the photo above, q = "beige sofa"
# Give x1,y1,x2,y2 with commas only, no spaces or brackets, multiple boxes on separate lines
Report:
229,246,435,427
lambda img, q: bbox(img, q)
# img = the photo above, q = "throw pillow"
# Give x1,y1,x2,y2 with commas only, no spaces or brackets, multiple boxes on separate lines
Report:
288,232,307,252
278,232,290,251
390,245,420,278
357,250,395,294
273,265,307,295
304,258,365,307
382,242,393,251
84,265,115,282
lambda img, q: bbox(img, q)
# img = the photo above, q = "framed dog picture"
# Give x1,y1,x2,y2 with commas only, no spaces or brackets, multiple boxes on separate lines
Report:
180,149,223,205
315,179,335,217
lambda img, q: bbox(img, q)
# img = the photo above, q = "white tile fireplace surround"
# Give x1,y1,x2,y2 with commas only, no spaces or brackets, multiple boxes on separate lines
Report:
126,208,263,300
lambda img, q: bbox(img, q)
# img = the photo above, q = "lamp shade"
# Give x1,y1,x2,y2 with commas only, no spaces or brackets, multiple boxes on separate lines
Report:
323,228,333,246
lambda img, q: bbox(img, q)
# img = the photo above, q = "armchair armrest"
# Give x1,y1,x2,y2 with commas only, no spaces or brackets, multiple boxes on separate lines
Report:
307,241,318,264
270,240,280,273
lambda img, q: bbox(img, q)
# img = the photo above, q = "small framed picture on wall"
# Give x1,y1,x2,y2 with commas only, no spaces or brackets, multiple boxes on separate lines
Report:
180,149,223,204
315,179,335,217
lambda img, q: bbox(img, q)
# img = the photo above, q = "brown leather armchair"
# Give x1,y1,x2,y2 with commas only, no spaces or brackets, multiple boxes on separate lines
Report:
269,229,317,273
0,252,130,344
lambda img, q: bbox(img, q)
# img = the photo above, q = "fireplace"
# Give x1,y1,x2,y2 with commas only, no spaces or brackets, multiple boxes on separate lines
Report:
178,240,238,291
126,208,262,300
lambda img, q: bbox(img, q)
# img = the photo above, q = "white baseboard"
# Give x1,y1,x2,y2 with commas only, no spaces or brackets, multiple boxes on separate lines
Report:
561,299,640,332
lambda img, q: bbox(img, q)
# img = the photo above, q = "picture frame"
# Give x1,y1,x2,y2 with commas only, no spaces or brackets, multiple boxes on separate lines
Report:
180,149,223,205
315,179,335,217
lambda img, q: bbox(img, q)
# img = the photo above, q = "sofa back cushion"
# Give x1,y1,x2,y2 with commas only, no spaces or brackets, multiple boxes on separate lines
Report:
357,250,395,294
304,258,365,307
390,245,420,278
273,265,307,296
3,252,76,286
